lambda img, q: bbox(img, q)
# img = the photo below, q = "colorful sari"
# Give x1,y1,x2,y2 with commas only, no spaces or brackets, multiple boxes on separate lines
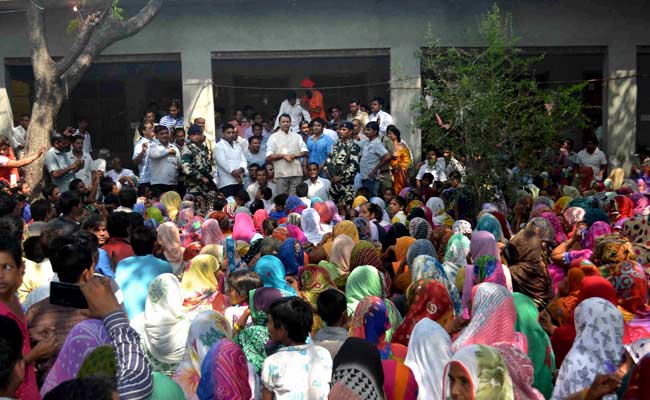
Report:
254,255,297,296
322,234,355,286
546,268,585,326
200,219,225,246
390,142,412,195
331,338,384,400
161,191,181,222
172,310,232,400
410,255,462,316
181,254,228,313
404,319,452,400
506,230,554,309
157,222,185,274
197,339,253,400
443,233,471,282
392,279,452,347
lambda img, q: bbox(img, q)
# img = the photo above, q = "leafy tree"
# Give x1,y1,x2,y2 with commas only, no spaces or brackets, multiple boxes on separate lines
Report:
24,0,163,190
416,4,587,215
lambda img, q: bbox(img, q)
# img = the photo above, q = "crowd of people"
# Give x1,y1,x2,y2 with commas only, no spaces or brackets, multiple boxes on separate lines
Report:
1,80,650,400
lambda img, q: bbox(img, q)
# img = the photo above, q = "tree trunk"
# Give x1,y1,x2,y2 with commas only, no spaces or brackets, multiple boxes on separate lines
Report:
23,82,64,193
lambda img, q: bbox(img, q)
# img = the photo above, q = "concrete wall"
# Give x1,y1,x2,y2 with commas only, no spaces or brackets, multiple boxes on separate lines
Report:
1,0,649,165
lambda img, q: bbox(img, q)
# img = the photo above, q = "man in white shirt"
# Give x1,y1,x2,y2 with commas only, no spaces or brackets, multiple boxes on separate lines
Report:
132,121,154,189
244,136,267,167
106,157,135,190
148,125,180,198
68,134,93,186
214,123,247,197
304,163,331,201
274,91,311,133
575,136,608,180
368,97,394,136
351,118,368,151
247,168,277,201
416,150,441,186
266,114,309,196
12,114,29,159
74,117,92,155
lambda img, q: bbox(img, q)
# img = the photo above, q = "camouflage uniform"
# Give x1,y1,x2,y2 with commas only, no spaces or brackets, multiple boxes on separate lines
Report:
324,138,360,206
181,141,216,213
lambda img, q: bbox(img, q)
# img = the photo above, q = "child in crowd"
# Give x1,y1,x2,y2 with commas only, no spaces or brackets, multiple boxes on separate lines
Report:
262,297,332,400
225,269,262,330
269,193,288,221
313,289,349,359
262,218,278,237
296,183,311,208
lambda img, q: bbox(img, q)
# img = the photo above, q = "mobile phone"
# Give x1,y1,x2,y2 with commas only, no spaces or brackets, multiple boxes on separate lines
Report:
49,281,88,309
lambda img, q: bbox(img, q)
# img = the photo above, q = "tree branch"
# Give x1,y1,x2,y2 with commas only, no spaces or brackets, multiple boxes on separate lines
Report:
55,0,114,76
61,0,163,90
26,0,54,79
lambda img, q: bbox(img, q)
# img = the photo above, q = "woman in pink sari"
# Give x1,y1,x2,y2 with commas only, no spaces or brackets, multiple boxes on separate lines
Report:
232,213,260,243
200,219,225,246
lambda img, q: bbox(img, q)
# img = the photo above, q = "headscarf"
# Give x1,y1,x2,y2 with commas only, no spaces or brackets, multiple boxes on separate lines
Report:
524,217,556,247
622,214,650,246
181,214,205,247
562,185,581,199
253,209,269,234
404,319,451,400
453,219,472,235
352,195,368,209
405,239,436,271
408,217,432,240
461,231,507,313
554,196,572,214
147,206,165,224
41,320,111,396
285,195,304,213
331,337,384,400
607,260,648,317
393,279,451,347
313,202,332,224
286,212,301,227
581,221,612,250
301,208,324,245
173,311,233,400
431,225,454,261
278,238,304,276
232,213,257,243
410,255,462,316
131,273,191,370
349,240,382,272
476,213,505,243
345,265,383,316
592,235,635,267
443,233,471,281
197,340,253,400
181,254,226,313
327,234,355,281
631,193,649,215
200,244,225,265
563,207,586,227
611,195,635,222
492,343,544,400
552,298,624,400
443,344,515,400
161,191,181,222
392,236,417,292
353,217,372,241
539,211,567,244
157,222,185,273
546,268,585,326
272,226,289,242
426,196,445,216
513,293,555,399
384,222,409,249
453,282,517,352
506,230,554,308
350,296,406,362
177,208,195,230
333,220,360,242
254,255,297,296
286,224,307,244
201,219,225,246
490,212,512,241
150,372,186,400
299,264,338,309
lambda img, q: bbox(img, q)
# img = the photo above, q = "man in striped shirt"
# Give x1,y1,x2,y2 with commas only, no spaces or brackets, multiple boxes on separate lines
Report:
159,101,184,131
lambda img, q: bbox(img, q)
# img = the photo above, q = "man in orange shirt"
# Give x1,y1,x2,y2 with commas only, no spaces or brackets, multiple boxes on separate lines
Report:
300,78,327,121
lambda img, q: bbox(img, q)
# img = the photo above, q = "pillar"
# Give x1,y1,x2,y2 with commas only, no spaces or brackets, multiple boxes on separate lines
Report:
390,46,422,161
605,43,637,172
0,60,14,138
181,49,216,136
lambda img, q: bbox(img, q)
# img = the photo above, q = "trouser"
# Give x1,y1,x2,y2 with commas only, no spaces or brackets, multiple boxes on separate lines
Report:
361,178,380,197
151,184,176,198
275,176,302,196
219,184,244,198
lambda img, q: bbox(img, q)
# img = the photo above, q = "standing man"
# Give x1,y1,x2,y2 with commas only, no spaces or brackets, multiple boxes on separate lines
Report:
182,124,215,212
148,125,180,198
74,117,92,155
11,114,29,159
44,133,82,192
368,97,393,136
306,118,334,168
575,136,608,181
347,98,369,126
159,101,184,132
360,121,391,197
68,134,93,187
351,118,368,150
244,136,267,167
229,109,251,139
133,110,157,145
416,150,442,187
133,121,154,190
324,121,360,206
214,123,247,198
328,105,344,129
274,91,310,133
300,78,327,121
266,114,309,196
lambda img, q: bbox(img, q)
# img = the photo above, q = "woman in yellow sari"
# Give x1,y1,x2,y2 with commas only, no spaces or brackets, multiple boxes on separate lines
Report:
387,125,412,195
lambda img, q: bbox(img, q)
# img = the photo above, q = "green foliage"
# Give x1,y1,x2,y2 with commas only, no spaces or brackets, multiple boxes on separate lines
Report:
416,3,587,208
66,18,81,35
111,0,125,21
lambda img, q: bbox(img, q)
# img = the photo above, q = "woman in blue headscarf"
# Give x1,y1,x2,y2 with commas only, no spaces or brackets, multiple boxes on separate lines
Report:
254,255,297,296
278,238,304,277
476,213,505,243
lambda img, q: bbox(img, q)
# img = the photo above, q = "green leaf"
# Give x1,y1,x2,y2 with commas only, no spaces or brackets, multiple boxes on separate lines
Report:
111,0,124,21
66,19,81,35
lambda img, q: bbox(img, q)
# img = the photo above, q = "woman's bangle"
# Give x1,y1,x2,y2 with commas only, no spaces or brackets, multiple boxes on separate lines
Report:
233,322,241,331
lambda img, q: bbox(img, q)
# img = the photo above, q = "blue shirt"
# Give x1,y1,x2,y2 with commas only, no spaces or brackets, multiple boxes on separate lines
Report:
95,248,114,278
114,254,172,319
307,135,334,167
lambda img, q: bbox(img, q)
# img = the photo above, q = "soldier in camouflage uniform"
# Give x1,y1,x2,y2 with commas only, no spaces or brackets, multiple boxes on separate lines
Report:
181,124,216,214
324,121,360,207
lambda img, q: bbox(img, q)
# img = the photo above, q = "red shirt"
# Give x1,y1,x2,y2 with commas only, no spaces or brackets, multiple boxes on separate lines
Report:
102,237,134,267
